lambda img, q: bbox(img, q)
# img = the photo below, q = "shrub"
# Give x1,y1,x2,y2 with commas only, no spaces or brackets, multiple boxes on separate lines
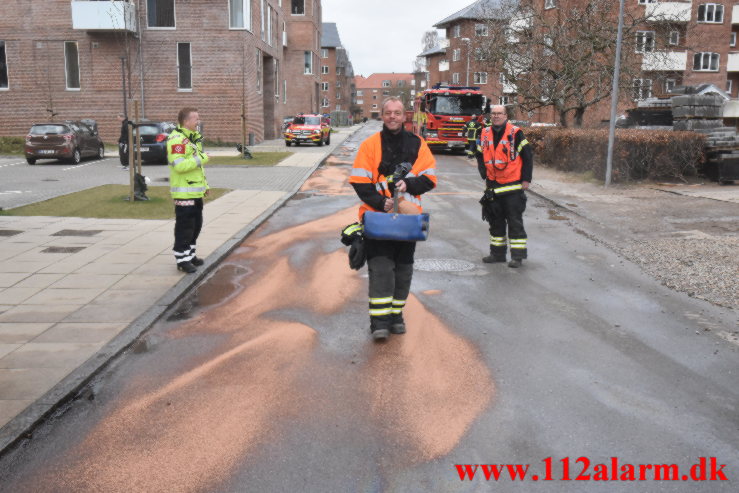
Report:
520,128,704,183
0,137,24,154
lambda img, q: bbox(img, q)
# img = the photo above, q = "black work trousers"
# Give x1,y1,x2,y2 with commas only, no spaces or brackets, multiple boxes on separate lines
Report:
118,143,129,166
486,191,527,260
173,198,203,264
365,239,416,330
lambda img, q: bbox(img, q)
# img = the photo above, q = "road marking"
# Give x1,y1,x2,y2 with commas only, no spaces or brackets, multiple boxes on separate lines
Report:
62,158,114,171
0,161,24,168
0,190,31,195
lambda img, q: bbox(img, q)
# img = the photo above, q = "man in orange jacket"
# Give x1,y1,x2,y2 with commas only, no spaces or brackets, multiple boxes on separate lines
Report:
349,97,437,341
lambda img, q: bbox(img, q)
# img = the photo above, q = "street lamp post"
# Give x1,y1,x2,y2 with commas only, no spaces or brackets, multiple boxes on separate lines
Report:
605,0,626,187
460,37,471,86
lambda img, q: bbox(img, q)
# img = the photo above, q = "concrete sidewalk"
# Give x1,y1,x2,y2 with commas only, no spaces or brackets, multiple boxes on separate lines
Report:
0,124,365,455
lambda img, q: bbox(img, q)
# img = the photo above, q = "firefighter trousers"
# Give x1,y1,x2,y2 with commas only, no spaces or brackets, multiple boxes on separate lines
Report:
173,198,203,264
365,239,416,330
486,191,527,260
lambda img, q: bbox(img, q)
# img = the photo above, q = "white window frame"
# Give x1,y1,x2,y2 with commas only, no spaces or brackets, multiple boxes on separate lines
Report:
693,52,720,71
321,48,328,58
544,0,556,9
452,25,461,38
371,103,378,109
382,80,390,87
632,78,652,100
321,65,329,74
731,32,737,47
669,31,679,46
321,82,328,91
321,97,329,108
498,95,510,105
255,48,262,93
697,3,724,23
147,0,176,29
336,91,341,99
177,42,192,91
283,79,287,103
64,41,81,90
726,79,733,94
356,90,363,96
638,0,657,4
304,51,313,74
473,72,488,84
0,40,8,90
291,0,305,15
665,78,676,93
452,48,461,62
475,23,488,37
260,0,266,41
274,59,279,97
228,0,251,30
452,72,460,84
356,99,364,104
635,31,655,53
267,5,272,46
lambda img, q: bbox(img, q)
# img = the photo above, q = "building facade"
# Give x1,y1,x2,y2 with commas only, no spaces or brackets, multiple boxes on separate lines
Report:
319,22,355,124
354,73,415,120
0,0,323,144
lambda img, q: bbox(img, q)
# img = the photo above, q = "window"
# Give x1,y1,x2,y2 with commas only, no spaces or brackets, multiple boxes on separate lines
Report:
693,52,720,71
321,82,329,91
274,60,279,96
665,78,676,93
632,78,652,100
452,72,460,83
382,90,390,95
452,25,460,38
382,80,390,87
474,48,484,61
255,49,262,93
321,48,328,58
638,0,656,4
543,35,554,56
292,0,304,15
372,104,378,109
372,95,377,100
177,42,191,90
474,72,488,84
475,24,488,37
322,97,329,108
499,95,510,105
635,31,655,53
731,32,737,47
544,0,556,8
0,41,8,89
64,41,80,90
669,31,680,46
356,90,363,96
698,4,724,23
261,0,266,41
283,79,287,103
229,0,251,29
304,51,313,74
452,48,461,61
147,0,175,28
336,104,341,111
336,92,341,99
267,5,272,45
356,99,363,104
727,80,733,94
372,89,378,92
321,65,329,74
397,80,404,87
336,80,341,87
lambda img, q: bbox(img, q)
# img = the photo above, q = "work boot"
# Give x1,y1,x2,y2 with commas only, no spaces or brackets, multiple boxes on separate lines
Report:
508,259,522,268
177,261,197,274
390,314,406,334
191,256,204,266
370,320,390,341
483,254,506,263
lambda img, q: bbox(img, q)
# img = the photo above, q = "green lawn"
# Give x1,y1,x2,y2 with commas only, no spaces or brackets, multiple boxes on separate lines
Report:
209,152,292,166
0,185,230,219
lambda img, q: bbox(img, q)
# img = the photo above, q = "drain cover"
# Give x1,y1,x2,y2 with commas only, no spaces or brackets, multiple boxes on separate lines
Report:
42,246,86,254
0,230,23,237
52,229,102,237
414,258,476,272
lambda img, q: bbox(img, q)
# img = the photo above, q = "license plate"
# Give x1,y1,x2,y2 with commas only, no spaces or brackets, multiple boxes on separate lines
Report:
39,150,55,155
457,132,463,137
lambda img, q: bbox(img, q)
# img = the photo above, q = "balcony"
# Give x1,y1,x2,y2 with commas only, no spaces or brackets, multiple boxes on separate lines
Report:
71,1,136,32
439,60,449,71
734,5,739,24
641,51,687,71
727,53,739,71
645,2,692,23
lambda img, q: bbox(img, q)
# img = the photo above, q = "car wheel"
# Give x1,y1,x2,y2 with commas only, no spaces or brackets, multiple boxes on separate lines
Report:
326,133,331,145
317,138,323,147
97,145,105,160
285,140,291,147
295,141,300,146
26,157,36,165
70,148,81,164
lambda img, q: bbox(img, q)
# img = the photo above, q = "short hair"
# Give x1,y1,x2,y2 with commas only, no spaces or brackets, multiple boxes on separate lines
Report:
381,97,404,113
177,107,199,126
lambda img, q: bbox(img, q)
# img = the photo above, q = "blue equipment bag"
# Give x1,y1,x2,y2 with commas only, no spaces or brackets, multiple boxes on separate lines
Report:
363,211,430,241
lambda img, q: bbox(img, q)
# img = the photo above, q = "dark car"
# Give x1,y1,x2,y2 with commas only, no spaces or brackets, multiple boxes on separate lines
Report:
132,120,177,164
24,120,105,165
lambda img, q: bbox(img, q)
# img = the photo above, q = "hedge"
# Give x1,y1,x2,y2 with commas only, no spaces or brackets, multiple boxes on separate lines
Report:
523,128,705,183
0,137,24,155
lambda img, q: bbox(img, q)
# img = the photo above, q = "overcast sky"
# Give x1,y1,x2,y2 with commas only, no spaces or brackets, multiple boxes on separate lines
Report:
321,0,457,76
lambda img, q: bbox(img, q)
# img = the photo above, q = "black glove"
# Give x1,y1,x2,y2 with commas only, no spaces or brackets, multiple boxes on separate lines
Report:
348,237,366,270
340,222,363,246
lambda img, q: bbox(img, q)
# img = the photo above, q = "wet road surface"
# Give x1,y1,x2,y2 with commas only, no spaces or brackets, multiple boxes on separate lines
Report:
0,123,737,492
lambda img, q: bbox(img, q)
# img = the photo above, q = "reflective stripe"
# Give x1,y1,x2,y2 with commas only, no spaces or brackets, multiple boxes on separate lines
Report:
509,238,527,243
391,307,403,314
510,244,527,249
517,139,529,154
493,184,523,194
401,193,421,206
418,168,436,177
170,186,207,193
369,308,393,316
344,224,363,235
369,296,393,304
392,299,406,306
375,182,389,192
170,157,186,166
494,160,507,164
351,168,373,178
510,238,527,249
194,155,202,167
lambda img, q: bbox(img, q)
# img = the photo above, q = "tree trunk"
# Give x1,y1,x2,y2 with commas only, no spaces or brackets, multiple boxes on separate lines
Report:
558,110,569,128
574,107,585,128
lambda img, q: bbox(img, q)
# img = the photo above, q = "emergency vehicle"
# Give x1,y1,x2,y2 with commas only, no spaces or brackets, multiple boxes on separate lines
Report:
412,84,487,152
284,114,331,146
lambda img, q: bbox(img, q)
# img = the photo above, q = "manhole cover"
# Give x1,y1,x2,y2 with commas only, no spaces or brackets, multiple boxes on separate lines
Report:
414,258,476,272
52,229,102,237
42,246,86,254
0,230,23,237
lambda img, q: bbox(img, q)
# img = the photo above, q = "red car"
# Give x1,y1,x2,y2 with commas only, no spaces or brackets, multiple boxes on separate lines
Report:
25,120,105,165
284,114,331,146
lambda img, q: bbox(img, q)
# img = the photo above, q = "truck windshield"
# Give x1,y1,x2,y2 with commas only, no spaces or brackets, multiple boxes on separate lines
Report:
427,94,484,116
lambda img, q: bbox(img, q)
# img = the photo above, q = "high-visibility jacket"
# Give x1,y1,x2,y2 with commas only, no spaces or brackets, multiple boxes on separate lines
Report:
349,131,437,220
465,120,482,141
167,127,209,199
479,122,529,193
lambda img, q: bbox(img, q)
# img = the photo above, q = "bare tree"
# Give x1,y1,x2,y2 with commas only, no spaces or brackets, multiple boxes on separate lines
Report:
422,30,440,51
478,0,695,127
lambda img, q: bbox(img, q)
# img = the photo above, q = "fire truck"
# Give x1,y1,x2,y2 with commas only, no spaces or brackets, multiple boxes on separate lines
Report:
412,84,487,152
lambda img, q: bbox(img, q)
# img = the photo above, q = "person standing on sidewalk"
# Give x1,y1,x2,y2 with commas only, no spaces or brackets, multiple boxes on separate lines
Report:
475,105,533,268
349,97,437,341
117,113,130,169
465,114,482,159
168,107,209,274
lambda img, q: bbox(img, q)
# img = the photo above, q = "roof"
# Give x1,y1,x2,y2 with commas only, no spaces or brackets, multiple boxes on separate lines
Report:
354,73,414,89
419,45,446,57
321,23,342,48
433,0,511,28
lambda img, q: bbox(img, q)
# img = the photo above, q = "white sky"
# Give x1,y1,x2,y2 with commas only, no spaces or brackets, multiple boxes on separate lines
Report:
321,0,457,76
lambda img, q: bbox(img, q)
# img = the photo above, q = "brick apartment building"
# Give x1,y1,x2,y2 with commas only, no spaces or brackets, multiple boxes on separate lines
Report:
0,0,322,144
319,22,355,123
421,0,739,127
353,73,415,120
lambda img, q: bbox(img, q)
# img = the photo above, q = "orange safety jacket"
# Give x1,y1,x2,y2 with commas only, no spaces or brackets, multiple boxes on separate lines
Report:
349,132,437,220
479,122,527,192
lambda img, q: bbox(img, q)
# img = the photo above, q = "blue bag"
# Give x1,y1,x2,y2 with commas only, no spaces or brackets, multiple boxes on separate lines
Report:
363,211,430,241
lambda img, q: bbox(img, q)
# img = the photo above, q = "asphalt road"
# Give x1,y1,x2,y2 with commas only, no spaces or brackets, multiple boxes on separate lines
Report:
0,124,737,492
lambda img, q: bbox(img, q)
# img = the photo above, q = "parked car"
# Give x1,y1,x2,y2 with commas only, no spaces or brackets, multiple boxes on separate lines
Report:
132,120,177,164
24,120,105,165
284,114,331,146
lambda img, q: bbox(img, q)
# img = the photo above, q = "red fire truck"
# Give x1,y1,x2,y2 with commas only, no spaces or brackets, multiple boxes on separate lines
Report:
412,84,487,152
